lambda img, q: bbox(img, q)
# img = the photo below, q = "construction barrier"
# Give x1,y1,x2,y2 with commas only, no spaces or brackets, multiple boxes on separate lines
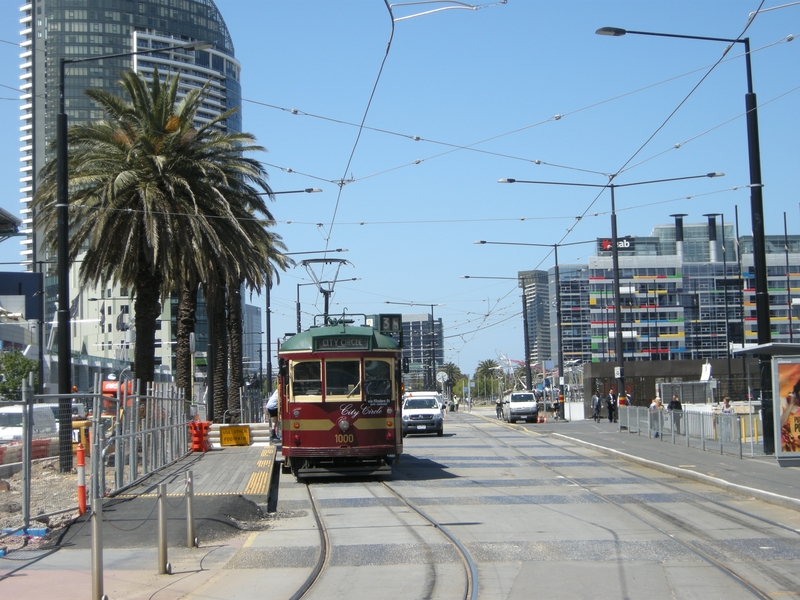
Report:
189,421,212,452
31,439,51,460
1,444,22,465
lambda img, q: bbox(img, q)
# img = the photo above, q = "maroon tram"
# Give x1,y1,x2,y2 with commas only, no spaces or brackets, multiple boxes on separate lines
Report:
277,314,405,479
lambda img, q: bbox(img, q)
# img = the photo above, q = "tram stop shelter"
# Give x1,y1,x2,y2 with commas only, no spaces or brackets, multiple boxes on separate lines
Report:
733,343,800,467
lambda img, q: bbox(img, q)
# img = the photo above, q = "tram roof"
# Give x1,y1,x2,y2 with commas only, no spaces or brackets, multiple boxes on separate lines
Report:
280,323,400,353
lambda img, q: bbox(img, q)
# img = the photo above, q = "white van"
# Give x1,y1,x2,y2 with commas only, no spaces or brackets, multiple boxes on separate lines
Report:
0,404,59,442
502,391,539,423
405,391,446,413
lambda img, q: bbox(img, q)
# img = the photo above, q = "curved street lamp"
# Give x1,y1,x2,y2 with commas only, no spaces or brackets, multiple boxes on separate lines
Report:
596,25,775,449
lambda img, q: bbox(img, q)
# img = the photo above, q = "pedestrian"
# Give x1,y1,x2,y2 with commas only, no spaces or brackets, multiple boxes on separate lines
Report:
495,394,503,419
721,397,733,414
667,394,683,435
266,389,279,440
606,391,617,423
454,396,460,412
649,397,663,437
720,396,734,443
591,391,602,422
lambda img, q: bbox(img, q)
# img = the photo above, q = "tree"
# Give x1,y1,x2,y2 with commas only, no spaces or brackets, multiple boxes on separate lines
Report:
473,359,500,399
34,69,286,385
439,362,463,382
0,351,38,399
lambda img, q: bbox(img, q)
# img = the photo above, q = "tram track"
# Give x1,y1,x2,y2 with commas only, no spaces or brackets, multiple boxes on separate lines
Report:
291,479,477,600
465,412,799,599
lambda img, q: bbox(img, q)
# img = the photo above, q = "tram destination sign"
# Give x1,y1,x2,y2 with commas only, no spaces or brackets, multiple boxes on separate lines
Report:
314,336,371,351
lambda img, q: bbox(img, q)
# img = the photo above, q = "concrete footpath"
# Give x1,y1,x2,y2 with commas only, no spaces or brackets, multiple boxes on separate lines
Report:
1,412,798,599
0,443,279,599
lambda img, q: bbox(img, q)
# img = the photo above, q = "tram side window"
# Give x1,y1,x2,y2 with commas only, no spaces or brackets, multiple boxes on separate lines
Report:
325,360,361,397
292,361,322,397
364,360,392,398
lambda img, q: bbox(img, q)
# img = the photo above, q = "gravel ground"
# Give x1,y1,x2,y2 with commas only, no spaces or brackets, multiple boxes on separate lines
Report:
0,458,82,554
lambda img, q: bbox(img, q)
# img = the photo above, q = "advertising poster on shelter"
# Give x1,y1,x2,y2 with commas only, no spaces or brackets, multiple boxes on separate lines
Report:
772,357,800,466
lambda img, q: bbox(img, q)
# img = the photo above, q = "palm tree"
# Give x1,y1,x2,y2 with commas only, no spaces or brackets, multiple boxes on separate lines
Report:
475,359,500,399
177,194,290,421
33,69,284,384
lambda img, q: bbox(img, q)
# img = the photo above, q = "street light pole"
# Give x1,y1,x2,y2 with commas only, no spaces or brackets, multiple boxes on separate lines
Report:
498,172,723,401
785,212,793,343
265,284,272,396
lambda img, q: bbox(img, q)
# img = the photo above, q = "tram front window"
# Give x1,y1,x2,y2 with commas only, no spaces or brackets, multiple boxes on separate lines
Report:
326,360,360,397
364,360,392,398
292,361,321,397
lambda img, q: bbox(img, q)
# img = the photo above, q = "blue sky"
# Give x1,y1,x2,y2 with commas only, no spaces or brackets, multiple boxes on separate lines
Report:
1,1,798,376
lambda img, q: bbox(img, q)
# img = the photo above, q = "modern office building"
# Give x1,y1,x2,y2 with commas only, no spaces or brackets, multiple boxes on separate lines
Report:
550,264,592,365
16,0,240,388
520,218,800,369
518,270,550,367
398,312,445,390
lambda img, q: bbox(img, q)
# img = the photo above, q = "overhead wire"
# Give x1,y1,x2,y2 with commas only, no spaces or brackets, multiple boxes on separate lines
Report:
240,33,795,190
460,3,770,358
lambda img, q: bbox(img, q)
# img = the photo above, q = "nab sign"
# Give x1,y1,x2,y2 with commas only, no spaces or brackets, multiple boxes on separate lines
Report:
598,237,635,253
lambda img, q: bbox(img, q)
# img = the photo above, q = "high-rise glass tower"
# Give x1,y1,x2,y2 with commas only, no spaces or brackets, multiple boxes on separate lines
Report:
17,0,240,386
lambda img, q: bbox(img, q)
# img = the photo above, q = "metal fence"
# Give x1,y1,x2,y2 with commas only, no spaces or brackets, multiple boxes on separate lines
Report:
659,381,717,405
222,386,265,424
619,405,766,458
0,376,190,537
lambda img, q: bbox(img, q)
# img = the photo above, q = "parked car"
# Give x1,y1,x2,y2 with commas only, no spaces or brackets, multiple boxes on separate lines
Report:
401,396,444,437
0,403,59,442
404,391,447,413
41,401,87,425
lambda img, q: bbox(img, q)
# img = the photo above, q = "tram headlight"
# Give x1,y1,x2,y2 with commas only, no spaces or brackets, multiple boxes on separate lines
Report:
338,419,350,432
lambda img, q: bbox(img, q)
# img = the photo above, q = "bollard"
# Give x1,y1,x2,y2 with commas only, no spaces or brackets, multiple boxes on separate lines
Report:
91,495,106,600
686,412,691,447
77,443,87,515
158,483,172,575
738,416,743,459
186,470,197,548
701,415,706,451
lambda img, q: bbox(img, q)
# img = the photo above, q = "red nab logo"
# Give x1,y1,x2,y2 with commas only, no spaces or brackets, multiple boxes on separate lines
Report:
599,238,633,251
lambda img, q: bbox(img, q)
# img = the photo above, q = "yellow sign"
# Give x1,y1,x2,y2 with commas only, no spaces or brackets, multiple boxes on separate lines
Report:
219,425,251,446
